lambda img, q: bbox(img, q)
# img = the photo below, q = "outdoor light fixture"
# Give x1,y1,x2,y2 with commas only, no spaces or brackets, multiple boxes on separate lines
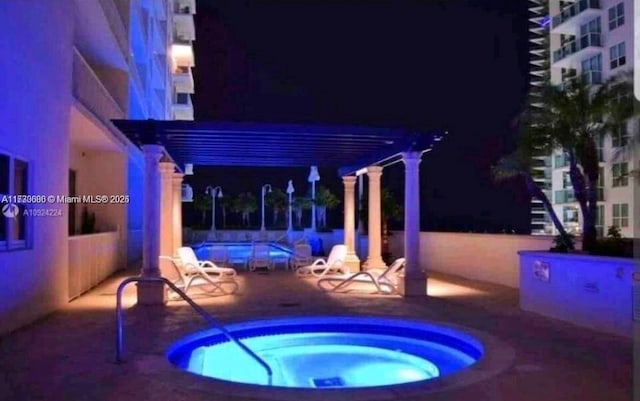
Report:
286,180,295,233
184,163,194,175
205,186,223,231
308,166,320,231
181,183,194,202
261,184,272,232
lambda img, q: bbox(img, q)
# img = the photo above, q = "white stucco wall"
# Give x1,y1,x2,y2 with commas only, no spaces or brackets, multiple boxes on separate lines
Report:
519,251,636,337
389,232,555,288
0,1,74,335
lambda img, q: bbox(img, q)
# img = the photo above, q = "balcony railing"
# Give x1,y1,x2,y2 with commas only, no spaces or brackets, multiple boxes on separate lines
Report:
552,0,600,29
72,49,124,120
555,188,604,203
97,0,128,59
560,70,602,90
552,33,602,63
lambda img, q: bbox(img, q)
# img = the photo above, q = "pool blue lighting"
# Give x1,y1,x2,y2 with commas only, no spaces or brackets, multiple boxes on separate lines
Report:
194,242,292,262
167,316,483,389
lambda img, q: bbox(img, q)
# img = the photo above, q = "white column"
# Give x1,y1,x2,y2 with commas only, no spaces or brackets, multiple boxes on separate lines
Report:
172,173,184,254
159,161,175,257
342,176,360,272
364,166,386,269
399,151,426,297
138,144,165,305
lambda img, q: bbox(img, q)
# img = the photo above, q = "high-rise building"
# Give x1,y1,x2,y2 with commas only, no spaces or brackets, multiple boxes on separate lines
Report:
0,0,195,335
530,0,637,238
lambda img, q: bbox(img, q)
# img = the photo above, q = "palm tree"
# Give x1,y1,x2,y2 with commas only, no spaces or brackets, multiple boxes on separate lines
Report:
532,73,635,252
381,188,402,262
233,192,257,227
492,107,573,249
265,187,287,226
191,193,211,229
313,186,340,228
292,196,312,228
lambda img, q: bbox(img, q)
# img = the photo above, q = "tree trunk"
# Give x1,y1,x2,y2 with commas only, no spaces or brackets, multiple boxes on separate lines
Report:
201,211,206,226
295,209,302,226
222,208,227,228
273,209,278,225
567,147,597,252
526,176,574,250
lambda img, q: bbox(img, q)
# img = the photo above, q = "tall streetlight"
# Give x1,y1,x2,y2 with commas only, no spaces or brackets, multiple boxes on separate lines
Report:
261,184,272,231
308,166,320,231
205,186,223,232
286,180,294,233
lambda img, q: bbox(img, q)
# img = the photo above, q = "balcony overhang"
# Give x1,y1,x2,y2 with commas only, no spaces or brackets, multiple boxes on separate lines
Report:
112,120,445,176
551,0,601,35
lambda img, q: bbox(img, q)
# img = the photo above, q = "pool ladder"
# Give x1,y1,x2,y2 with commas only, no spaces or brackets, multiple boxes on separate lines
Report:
115,276,274,385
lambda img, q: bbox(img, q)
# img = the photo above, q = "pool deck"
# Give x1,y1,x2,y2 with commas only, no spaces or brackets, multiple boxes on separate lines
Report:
0,267,634,401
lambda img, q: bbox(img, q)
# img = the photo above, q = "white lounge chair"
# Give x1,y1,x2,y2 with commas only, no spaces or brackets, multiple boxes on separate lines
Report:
248,243,273,271
176,247,237,278
296,244,348,278
160,256,238,295
317,257,405,294
288,243,313,271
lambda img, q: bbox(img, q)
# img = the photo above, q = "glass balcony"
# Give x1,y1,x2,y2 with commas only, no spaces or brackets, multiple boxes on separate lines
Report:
553,33,602,64
554,154,570,168
551,0,601,33
555,189,576,203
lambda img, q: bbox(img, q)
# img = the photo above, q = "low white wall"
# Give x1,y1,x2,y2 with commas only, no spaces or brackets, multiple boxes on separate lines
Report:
68,231,123,300
389,232,555,288
519,251,636,338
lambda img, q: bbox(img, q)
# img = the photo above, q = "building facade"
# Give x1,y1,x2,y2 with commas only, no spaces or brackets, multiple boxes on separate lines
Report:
530,0,637,238
0,0,195,335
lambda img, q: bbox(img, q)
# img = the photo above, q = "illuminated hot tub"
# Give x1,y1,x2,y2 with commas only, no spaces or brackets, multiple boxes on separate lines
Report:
166,316,484,389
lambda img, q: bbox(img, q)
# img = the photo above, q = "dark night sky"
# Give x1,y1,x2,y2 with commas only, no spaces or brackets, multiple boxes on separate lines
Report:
188,0,532,233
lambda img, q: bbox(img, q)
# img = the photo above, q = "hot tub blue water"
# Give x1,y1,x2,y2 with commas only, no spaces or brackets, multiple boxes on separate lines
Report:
167,316,483,389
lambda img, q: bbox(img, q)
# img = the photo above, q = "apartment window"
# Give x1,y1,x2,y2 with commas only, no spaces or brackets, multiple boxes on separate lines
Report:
580,16,601,35
0,153,29,248
563,206,579,223
595,133,604,161
608,2,624,30
176,93,190,104
595,204,604,237
612,125,628,147
581,54,602,72
562,171,572,189
609,42,626,69
612,162,628,187
612,203,628,228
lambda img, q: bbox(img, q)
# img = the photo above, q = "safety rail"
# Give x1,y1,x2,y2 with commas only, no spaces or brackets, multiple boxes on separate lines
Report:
115,276,273,385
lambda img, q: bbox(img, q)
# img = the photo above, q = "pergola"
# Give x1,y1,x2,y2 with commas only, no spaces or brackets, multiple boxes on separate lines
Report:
113,119,444,300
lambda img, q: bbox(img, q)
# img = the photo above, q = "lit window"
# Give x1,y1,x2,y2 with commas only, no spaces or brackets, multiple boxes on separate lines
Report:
595,205,604,237
0,153,29,249
612,203,628,228
609,42,626,69
611,162,628,187
608,3,624,30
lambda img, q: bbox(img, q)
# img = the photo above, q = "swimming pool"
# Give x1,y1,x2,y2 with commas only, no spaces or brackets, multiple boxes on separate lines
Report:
167,316,484,389
193,242,292,266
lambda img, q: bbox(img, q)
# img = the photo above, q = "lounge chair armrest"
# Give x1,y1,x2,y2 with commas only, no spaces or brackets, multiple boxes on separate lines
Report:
199,260,216,268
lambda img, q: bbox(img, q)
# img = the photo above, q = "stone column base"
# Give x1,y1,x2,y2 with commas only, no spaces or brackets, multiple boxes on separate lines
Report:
344,252,361,273
136,280,167,305
397,272,427,297
363,257,386,270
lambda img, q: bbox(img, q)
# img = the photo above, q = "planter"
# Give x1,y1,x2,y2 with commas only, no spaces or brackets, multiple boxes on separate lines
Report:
518,251,637,338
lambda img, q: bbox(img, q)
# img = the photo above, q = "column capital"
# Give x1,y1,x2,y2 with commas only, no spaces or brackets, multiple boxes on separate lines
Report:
402,151,422,164
366,165,383,178
172,172,184,185
342,175,357,186
159,161,175,176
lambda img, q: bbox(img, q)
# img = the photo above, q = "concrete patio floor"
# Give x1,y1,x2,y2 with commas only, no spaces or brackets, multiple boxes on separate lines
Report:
0,268,633,401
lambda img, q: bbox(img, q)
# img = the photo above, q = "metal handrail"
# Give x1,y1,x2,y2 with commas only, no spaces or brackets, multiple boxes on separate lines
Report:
115,276,273,385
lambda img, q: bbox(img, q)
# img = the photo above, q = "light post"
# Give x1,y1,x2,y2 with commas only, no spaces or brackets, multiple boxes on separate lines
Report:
205,186,222,232
261,184,272,231
308,166,320,231
286,180,294,233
